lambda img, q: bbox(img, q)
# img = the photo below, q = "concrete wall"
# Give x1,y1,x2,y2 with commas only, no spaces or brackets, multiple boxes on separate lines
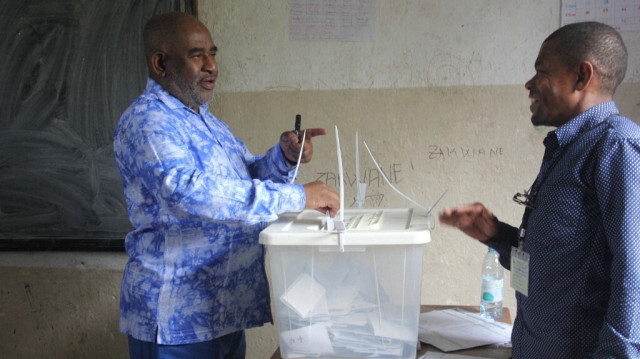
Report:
1,1,639,358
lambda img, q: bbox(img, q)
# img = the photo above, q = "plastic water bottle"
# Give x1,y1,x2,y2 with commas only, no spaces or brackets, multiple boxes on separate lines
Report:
480,247,503,319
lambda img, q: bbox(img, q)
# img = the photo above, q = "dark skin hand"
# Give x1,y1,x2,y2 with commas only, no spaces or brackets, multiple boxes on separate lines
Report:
278,127,340,217
303,181,340,218
280,128,327,165
439,202,499,242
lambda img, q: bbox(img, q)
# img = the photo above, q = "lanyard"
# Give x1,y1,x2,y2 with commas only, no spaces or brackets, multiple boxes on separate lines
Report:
517,114,617,247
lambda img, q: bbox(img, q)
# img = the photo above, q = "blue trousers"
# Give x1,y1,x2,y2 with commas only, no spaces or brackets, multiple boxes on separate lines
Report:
128,331,246,359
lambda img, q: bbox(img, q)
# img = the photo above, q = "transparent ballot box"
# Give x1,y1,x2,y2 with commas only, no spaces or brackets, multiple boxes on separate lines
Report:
259,208,431,358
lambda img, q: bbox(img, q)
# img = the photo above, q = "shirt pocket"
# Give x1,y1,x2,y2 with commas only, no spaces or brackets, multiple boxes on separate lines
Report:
529,181,596,249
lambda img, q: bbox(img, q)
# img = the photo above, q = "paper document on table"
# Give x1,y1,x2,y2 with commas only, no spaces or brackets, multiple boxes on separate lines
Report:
418,308,512,352
418,351,492,359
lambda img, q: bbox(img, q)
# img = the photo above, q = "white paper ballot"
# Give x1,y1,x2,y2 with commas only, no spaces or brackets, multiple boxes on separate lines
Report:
369,315,415,342
418,308,512,352
280,273,326,319
281,323,333,355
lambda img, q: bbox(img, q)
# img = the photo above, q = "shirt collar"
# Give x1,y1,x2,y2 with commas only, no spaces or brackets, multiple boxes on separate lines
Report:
549,101,619,148
145,78,210,114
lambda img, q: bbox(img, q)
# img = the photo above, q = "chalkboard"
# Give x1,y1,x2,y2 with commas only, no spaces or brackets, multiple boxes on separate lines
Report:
0,0,197,250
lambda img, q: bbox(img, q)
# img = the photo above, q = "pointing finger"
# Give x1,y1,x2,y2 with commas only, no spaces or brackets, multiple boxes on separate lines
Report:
301,128,327,138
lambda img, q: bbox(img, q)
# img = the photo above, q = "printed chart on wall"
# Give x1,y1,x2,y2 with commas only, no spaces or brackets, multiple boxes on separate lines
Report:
562,0,640,31
289,0,375,41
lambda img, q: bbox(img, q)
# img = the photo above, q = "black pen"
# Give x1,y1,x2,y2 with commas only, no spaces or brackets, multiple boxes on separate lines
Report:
295,114,301,137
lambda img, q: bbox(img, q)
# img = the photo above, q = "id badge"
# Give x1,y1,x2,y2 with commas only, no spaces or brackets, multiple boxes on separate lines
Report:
510,246,530,296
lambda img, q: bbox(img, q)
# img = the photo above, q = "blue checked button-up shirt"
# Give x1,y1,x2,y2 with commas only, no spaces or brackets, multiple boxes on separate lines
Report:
489,102,640,357
113,79,306,344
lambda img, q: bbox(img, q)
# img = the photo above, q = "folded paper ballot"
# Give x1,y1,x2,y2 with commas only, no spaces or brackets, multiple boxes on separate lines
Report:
418,308,512,352
280,273,326,319
281,323,334,355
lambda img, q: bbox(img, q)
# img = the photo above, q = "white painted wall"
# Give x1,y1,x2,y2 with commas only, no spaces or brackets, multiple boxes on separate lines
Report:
201,0,640,93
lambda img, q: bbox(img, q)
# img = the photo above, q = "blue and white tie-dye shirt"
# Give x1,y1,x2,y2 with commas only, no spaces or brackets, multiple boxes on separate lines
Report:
113,78,306,344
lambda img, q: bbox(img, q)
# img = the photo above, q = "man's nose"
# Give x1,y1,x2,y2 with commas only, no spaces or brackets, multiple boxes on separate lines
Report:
204,54,217,74
525,76,535,90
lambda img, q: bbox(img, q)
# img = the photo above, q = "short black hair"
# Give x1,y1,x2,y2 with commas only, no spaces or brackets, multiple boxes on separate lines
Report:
544,21,627,95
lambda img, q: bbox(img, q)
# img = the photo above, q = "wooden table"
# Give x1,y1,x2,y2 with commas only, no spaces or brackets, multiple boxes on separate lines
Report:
270,305,512,359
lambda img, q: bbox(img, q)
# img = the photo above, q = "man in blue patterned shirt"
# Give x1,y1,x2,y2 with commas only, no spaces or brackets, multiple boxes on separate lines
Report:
113,12,340,358
440,22,640,357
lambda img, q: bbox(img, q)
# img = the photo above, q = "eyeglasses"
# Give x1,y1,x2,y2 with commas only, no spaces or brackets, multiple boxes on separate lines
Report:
513,186,536,209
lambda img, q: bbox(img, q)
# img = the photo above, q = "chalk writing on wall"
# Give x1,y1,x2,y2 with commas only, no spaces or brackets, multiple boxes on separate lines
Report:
312,146,504,207
313,163,403,208
315,163,403,188
427,145,505,160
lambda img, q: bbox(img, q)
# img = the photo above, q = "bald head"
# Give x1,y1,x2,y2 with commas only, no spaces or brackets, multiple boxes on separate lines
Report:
143,12,204,67
141,12,218,111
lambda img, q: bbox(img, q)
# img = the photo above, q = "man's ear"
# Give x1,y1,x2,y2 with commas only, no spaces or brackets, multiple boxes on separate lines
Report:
149,52,168,78
575,61,595,91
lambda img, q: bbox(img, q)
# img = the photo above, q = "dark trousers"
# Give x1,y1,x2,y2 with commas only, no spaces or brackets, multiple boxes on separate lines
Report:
128,331,246,359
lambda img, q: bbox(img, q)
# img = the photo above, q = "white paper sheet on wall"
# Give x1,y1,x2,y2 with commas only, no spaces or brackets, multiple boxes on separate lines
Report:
561,0,640,32
289,0,375,41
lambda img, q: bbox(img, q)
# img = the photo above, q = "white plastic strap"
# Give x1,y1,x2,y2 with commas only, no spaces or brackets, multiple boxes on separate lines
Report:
334,126,346,252
355,131,367,208
289,129,306,184
363,140,447,223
